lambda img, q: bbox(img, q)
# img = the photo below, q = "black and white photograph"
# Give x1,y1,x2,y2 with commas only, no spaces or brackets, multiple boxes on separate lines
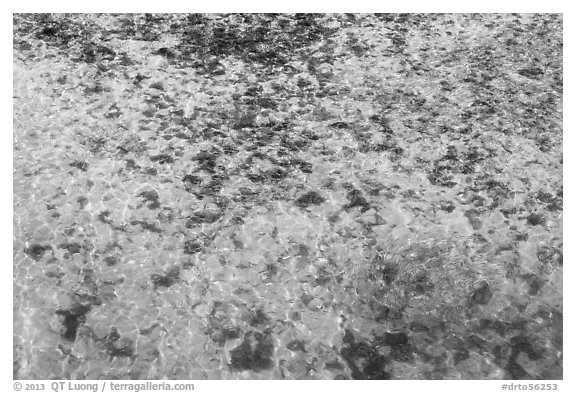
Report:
11,4,565,385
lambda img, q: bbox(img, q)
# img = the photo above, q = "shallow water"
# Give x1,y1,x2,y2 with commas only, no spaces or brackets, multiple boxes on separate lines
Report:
13,13,562,380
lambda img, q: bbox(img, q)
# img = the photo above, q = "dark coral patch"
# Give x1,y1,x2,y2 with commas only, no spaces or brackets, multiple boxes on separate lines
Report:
58,242,83,255
138,190,161,209
526,213,546,226
75,42,116,64
205,301,242,346
102,327,136,359
55,304,91,342
438,200,456,212
286,339,306,352
97,210,112,224
478,319,527,337
464,209,483,230
510,335,542,360
291,158,313,173
381,264,398,285
521,274,545,295
470,281,493,305
505,358,530,379
428,166,457,188
536,190,562,212
194,151,218,172
104,103,122,119
410,271,434,295
77,196,89,209
330,121,350,129
69,160,88,171
183,240,202,254
182,174,202,193
265,167,289,182
229,330,275,372
149,81,164,91
103,256,118,266
131,220,162,233
373,331,413,363
453,348,470,365
390,344,414,363
186,210,222,225
382,331,409,346
24,244,51,261
518,67,544,79
340,329,390,380
295,191,325,208
150,266,180,288
536,246,562,266
155,47,176,58
344,189,371,212
150,154,174,164
248,308,271,327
